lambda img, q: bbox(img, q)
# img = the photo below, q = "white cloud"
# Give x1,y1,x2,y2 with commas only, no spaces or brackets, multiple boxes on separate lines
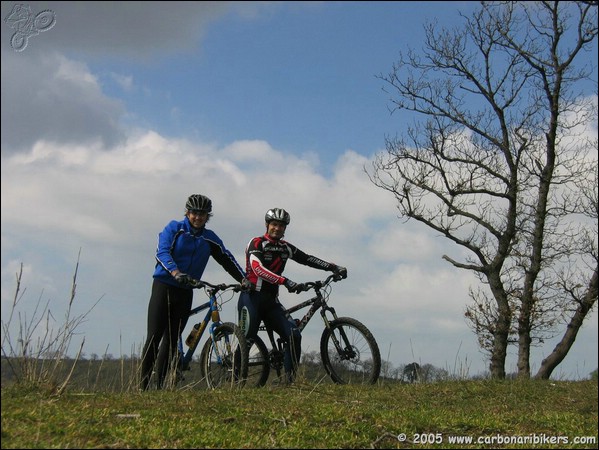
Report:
1,51,126,152
110,72,134,92
1,122,485,369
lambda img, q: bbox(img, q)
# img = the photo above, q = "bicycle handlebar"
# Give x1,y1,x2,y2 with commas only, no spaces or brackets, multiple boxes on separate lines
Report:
299,273,346,292
187,273,344,294
187,278,243,293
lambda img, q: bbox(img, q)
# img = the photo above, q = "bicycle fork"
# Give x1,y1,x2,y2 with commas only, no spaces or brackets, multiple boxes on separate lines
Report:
320,306,357,360
208,308,233,365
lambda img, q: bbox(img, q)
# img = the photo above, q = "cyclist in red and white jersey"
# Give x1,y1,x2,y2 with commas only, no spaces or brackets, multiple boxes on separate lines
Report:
238,207,347,383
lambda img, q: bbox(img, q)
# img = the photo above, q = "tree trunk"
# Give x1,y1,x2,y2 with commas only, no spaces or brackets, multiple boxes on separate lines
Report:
535,266,598,379
489,273,510,379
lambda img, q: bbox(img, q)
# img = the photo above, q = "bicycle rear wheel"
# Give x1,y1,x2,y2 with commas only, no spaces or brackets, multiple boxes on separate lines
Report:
246,335,270,387
200,322,248,389
320,317,381,385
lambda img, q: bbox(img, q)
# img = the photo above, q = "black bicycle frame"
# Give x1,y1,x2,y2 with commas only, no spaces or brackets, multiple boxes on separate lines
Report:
263,284,341,355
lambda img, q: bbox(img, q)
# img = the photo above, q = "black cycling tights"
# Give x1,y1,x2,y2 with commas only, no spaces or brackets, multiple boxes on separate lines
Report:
238,290,302,377
140,279,192,390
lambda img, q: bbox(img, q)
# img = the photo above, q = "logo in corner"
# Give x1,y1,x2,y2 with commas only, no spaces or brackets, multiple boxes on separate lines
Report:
4,4,56,52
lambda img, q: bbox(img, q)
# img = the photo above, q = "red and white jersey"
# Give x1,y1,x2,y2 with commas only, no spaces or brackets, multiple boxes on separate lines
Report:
245,233,333,296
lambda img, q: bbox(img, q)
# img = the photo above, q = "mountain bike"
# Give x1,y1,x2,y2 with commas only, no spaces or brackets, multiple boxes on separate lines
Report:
244,274,381,386
175,279,248,389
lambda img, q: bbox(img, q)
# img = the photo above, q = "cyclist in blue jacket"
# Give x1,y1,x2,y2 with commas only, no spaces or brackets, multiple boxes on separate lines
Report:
238,207,347,384
140,194,246,390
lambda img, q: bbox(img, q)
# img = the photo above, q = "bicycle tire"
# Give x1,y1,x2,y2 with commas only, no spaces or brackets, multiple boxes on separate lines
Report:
245,335,270,387
320,317,381,385
200,322,248,389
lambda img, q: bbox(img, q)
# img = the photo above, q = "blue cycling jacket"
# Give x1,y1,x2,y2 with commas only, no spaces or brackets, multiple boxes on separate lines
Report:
153,216,245,287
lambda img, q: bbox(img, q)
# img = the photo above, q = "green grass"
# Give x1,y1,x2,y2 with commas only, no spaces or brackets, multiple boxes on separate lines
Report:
2,379,597,449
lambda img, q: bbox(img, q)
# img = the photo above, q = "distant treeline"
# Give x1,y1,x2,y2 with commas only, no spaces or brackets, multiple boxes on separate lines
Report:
1,352,492,393
1,355,364,392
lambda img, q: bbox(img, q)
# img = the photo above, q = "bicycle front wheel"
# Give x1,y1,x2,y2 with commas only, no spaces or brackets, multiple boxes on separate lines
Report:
320,317,381,385
200,322,248,389
246,335,270,387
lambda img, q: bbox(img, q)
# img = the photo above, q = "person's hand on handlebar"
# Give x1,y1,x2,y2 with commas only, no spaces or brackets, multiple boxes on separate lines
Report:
174,272,192,286
241,278,253,292
330,265,348,279
284,278,305,294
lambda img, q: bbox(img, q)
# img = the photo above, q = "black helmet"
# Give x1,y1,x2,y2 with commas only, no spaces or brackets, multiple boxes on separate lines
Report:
265,208,290,225
186,194,212,212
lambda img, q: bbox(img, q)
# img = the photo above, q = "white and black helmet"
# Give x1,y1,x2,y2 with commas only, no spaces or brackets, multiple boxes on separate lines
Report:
186,194,212,212
265,208,290,225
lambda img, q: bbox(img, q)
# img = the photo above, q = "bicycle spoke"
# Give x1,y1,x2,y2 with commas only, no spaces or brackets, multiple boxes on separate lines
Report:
320,317,380,384
245,337,270,387
200,323,248,389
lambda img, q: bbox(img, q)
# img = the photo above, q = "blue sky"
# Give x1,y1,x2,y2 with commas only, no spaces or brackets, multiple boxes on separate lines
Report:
1,1,597,380
91,2,448,169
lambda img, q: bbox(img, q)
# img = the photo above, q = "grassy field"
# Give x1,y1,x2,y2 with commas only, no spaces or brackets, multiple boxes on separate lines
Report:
1,378,597,449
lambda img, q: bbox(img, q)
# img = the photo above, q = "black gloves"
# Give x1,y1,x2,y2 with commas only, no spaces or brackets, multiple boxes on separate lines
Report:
331,265,348,279
175,272,191,286
284,278,304,294
174,273,205,288
284,278,297,291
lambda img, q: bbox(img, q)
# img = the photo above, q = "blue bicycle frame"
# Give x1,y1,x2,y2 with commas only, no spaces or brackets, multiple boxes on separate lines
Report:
177,281,239,371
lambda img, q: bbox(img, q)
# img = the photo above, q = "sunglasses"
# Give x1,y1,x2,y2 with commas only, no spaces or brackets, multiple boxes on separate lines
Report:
189,209,210,217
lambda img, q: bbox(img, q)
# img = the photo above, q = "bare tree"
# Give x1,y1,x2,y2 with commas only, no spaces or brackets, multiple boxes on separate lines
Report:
368,1,597,379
